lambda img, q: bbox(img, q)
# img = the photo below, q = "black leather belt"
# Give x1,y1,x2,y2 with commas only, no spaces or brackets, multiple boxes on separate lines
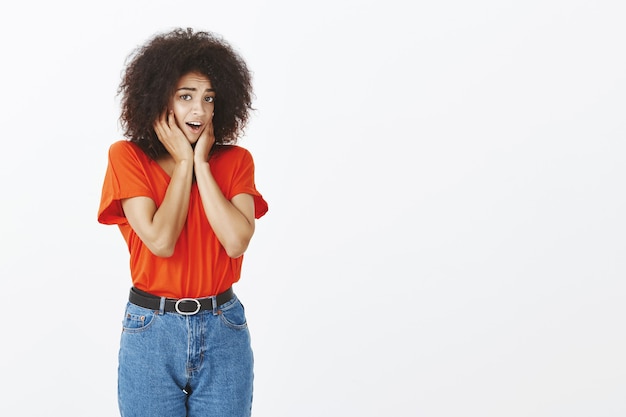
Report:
129,286,234,315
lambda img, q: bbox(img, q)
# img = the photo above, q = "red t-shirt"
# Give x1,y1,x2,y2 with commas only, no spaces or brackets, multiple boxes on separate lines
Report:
98,140,268,298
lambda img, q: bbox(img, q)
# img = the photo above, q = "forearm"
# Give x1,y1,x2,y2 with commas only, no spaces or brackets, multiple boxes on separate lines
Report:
194,161,255,258
153,160,194,244
124,159,194,257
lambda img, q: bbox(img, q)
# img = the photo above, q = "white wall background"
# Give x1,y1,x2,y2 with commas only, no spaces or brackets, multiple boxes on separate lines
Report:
1,1,624,416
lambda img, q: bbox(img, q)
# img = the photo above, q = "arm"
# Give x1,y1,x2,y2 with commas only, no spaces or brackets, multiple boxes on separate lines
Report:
121,111,194,257
194,123,256,258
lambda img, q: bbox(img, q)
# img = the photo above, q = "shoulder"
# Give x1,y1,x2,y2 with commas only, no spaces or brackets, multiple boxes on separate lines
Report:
211,145,253,164
108,139,132,152
212,144,251,157
108,140,149,162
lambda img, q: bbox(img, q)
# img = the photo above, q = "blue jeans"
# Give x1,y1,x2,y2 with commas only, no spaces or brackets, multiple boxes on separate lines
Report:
117,293,253,417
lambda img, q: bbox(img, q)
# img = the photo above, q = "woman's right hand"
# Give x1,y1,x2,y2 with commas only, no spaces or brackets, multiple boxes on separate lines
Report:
153,110,194,163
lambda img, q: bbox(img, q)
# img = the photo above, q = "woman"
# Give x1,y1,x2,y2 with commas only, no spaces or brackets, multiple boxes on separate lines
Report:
98,28,268,417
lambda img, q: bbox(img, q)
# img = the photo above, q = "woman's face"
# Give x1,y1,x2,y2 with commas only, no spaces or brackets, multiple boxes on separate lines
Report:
169,71,215,144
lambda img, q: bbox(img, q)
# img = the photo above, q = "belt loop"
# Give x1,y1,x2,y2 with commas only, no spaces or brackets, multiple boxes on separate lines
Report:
159,296,166,315
210,295,218,315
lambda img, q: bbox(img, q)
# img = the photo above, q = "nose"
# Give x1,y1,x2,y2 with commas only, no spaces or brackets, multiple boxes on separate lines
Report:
191,99,206,115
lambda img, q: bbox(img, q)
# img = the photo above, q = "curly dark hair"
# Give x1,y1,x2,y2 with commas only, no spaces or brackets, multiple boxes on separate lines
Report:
118,28,254,159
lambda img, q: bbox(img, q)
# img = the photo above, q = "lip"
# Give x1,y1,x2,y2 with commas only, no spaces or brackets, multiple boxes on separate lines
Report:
185,122,203,134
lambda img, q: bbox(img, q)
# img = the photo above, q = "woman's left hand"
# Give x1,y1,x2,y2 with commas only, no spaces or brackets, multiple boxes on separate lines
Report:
194,118,216,164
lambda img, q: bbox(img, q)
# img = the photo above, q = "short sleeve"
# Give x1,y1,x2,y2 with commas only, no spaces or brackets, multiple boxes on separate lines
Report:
97,141,155,225
229,148,269,219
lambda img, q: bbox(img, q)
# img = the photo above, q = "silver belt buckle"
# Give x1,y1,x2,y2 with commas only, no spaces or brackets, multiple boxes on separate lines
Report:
175,298,201,315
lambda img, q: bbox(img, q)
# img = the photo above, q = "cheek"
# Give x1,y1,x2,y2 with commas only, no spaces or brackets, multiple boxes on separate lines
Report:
170,103,186,122
167,98,176,112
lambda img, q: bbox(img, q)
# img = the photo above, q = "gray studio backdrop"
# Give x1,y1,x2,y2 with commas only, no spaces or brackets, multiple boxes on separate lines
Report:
1,1,624,416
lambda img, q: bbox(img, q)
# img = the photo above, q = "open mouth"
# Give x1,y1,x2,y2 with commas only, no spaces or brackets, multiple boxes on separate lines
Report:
186,121,202,132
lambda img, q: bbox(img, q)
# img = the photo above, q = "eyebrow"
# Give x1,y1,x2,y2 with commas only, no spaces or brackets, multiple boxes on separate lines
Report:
176,87,215,93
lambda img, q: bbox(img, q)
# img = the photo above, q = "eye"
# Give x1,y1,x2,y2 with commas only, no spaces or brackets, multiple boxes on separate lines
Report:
180,94,192,101
204,96,215,103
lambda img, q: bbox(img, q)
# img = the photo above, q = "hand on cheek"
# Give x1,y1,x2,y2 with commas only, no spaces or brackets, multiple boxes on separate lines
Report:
194,113,215,163
153,110,194,163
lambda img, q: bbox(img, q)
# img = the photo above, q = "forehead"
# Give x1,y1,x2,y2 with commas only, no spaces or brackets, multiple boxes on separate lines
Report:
176,71,213,88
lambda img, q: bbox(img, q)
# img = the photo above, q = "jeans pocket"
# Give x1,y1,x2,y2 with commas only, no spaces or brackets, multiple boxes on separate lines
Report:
122,302,157,333
218,298,248,330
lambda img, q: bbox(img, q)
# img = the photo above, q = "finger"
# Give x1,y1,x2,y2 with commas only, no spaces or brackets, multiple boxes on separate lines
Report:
153,111,168,133
198,125,214,149
168,111,188,137
205,117,215,138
